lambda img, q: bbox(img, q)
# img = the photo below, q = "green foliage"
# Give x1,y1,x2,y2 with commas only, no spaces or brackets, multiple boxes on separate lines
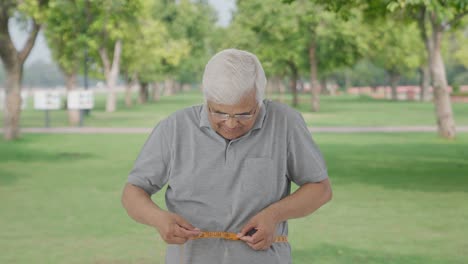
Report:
366,19,423,77
348,59,388,87
312,8,369,76
44,0,87,75
43,0,145,81
387,0,468,25
155,0,219,84
85,0,142,71
227,0,367,80
450,23,468,68
120,0,190,83
230,0,305,76
17,0,50,23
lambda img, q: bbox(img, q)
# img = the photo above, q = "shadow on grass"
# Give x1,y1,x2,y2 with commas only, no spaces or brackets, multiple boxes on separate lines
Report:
322,139,468,193
0,168,19,185
293,243,458,264
0,137,95,185
0,144,94,163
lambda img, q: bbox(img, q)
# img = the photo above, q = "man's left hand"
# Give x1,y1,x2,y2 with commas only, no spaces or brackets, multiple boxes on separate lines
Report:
237,209,278,251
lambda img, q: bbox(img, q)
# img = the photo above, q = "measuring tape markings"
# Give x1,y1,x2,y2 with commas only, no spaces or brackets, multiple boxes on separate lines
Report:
190,231,288,243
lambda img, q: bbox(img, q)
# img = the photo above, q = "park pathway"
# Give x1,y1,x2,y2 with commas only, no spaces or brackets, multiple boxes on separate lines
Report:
3,126,468,134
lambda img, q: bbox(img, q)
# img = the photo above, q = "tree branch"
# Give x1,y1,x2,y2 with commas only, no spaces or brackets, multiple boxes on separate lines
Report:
99,47,111,79
0,4,18,67
417,7,429,46
18,20,41,63
442,10,468,30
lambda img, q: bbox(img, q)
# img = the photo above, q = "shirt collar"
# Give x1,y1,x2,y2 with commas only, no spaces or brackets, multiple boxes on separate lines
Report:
199,104,211,128
199,100,267,131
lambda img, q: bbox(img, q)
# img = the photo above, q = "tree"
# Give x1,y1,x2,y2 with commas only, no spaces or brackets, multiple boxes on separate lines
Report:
151,0,218,95
120,0,190,105
0,0,49,140
366,19,422,100
168,0,218,87
231,0,308,107
86,0,141,112
231,0,366,109
383,0,468,139
290,0,467,138
44,0,87,125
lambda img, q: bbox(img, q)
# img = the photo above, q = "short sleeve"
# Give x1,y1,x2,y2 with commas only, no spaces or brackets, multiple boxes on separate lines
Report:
127,120,171,195
287,112,328,186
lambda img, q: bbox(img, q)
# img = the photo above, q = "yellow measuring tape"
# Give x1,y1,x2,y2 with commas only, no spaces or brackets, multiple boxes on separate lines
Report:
190,231,288,243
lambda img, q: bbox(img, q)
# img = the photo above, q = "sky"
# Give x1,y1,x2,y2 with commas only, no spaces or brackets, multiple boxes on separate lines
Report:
9,0,236,66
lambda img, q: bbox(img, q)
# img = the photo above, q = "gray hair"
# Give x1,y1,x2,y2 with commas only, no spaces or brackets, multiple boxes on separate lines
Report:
202,49,266,105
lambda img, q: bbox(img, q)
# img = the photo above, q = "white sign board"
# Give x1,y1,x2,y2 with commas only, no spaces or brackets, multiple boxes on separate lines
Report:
34,90,62,110
67,90,94,110
1,90,29,110
21,91,28,109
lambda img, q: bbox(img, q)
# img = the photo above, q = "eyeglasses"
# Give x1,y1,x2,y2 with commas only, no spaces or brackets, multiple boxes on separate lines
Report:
208,105,258,121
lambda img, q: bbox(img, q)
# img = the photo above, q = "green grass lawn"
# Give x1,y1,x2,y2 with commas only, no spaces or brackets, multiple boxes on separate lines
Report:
1,133,467,264
5,90,468,128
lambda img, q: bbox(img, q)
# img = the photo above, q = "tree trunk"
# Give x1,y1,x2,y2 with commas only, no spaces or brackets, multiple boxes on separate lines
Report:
99,40,122,113
288,61,298,107
174,81,181,94
320,79,327,95
344,69,351,91
125,82,133,107
309,41,320,112
152,82,160,102
389,71,400,101
430,26,456,139
182,83,191,92
164,78,174,96
124,73,136,108
417,7,433,103
139,82,149,104
418,8,455,138
266,76,273,99
278,77,286,103
0,13,40,140
419,64,431,101
64,72,80,126
3,65,23,139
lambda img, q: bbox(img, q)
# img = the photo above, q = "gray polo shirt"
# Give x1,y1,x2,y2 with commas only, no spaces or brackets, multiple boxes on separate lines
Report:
128,100,328,264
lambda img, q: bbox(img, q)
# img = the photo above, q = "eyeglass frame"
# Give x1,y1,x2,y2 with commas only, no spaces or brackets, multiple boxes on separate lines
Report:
207,104,258,121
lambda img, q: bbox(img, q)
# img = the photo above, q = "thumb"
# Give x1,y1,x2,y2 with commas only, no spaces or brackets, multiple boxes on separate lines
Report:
238,219,257,238
174,214,198,231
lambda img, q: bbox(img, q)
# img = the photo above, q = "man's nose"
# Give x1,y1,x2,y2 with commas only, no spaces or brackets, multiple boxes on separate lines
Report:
225,117,238,128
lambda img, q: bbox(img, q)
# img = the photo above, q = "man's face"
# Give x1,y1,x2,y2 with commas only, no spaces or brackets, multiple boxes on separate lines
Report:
207,92,260,140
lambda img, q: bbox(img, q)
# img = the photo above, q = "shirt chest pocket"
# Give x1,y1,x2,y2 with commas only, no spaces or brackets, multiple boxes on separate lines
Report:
240,158,277,202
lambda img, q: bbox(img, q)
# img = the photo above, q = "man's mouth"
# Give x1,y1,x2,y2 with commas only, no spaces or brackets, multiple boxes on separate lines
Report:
221,127,239,133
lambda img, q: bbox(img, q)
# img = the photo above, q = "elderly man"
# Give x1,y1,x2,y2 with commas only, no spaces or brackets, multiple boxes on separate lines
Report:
122,49,332,264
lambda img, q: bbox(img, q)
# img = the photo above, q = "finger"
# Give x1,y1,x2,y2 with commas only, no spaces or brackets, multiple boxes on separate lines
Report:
174,215,198,231
247,239,267,251
240,229,263,243
174,225,201,238
238,221,257,238
239,235,254,243
248,231,263,244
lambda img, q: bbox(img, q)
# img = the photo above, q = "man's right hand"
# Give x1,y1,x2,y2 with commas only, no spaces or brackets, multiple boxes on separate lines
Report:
155,211,201,244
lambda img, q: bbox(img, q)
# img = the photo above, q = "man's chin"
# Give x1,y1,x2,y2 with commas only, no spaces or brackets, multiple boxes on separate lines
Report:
219,129,243,140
